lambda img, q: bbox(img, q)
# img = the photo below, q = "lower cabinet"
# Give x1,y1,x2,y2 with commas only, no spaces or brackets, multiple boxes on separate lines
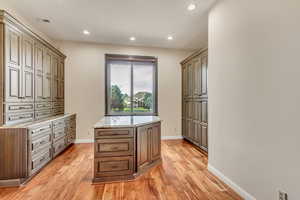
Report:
182,118,208,152
93,121,161,183
137,122,161,172
28,115,77,175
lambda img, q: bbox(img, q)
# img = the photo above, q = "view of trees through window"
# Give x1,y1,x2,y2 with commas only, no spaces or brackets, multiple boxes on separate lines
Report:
108,59,156,115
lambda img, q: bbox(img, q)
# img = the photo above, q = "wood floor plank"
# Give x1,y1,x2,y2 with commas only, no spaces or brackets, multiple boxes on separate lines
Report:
0,140,243,200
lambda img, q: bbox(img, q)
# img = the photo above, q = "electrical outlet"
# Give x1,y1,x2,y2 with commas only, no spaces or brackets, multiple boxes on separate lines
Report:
279,191,288,200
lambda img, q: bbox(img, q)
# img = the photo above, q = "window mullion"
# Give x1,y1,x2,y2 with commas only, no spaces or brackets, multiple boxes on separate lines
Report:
130,62,134,115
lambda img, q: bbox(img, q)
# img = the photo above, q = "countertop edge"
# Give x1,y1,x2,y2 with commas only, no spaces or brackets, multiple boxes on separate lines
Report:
94,119,161,129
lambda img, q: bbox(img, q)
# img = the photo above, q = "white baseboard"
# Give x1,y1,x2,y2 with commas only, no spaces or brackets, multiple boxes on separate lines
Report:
207,164,256,200
161,135,183,140
75,139,94,143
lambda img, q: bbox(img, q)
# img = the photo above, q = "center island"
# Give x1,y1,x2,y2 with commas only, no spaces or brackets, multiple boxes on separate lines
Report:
93,116,161,183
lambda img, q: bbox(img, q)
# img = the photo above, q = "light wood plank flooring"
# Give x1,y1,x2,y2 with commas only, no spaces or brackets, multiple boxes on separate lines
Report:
0,140,242,200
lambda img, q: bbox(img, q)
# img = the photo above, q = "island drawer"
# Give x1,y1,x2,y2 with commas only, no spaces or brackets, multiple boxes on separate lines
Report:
95,128,134,139
53,137,66,157
95,138,134,157
94,156,134,177
30,146,52,175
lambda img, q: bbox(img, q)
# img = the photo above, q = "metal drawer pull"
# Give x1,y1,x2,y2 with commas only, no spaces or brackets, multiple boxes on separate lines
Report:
39,157,46,163
111,165,119,169
111,146,120,150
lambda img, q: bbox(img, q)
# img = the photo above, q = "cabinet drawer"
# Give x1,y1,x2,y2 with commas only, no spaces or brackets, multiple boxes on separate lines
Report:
31,134,51,153
53,119,65,128
5,112,34,125
53,138,66,157
95,138,134,157
94,156,134,177
95,128,134,139
35,110,52,120
53,128,65,141
53,108,64,115
29,122,52,139
31,147,51,174
35,102,52,110
5,103,34,113
53,101,64,108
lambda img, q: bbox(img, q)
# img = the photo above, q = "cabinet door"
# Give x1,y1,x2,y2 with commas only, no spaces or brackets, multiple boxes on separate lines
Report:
201,125,208,150
186,119,193,140
193,121,201,144
150,123,161,162
43,76,51,100
186,62,193,98
201,54,208,95
137,126,151,171
43,50,51,77
182,65,188,98
22,35,34,102
35,42,44,101
193,57,202,97
5,25,22,102
201,100,208,124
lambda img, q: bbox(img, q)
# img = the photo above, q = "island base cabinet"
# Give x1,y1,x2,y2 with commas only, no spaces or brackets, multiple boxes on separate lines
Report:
93,121,161,183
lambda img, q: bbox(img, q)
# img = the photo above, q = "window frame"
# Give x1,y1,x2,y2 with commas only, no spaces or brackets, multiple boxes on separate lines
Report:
105,54,158,116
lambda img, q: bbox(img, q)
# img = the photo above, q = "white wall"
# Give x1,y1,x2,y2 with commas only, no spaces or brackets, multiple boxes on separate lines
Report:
208,0,300,199
59,41,192,140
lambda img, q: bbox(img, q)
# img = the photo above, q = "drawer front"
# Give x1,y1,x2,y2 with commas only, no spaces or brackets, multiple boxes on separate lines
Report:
53,128,65,141
31,147,51,174
29,123,52,139
53,101,64,108
35,102,52,110
53,108,64,115
95,138,134,157
31,134,51,153
53,138,66,157
94,156,134,177
53,119,65,129
5,112,34,125
5,103,34,113
95,128,134,139
35,110,52,120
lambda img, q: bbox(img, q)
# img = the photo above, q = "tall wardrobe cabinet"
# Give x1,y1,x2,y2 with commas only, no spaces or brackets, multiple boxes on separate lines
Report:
181,49,208,152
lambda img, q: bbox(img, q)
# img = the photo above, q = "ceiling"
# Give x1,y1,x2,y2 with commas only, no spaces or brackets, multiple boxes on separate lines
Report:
2,0,215,50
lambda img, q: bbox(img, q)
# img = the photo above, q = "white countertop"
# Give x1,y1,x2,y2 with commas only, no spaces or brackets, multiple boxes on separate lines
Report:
94,116,161,128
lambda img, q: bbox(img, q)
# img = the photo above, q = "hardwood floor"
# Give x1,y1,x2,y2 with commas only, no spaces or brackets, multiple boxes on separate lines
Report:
0,140,242,200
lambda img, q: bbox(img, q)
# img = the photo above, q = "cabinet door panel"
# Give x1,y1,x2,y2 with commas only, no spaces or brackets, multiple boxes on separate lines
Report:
201,100,208,123
5,26,22,102
150,124,161,161
35,74,43,101
8,68,21,98
201,125,208,149
43,76,51,99
193,58,201,97
201,54,208,95
137,126,151,171
22,36,34,101
43,50,51,77
35,43,43,74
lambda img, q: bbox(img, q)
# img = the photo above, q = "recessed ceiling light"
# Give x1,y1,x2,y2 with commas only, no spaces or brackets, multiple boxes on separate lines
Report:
130,37,136,41
83,30,90,35
187,3,196,11
167,36,173,40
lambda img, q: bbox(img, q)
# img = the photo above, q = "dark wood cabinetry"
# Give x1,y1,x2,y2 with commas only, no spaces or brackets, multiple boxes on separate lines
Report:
93,121,161,183
0,114,76,187
0,10,66,126
0,10,75,188
181,49,208,152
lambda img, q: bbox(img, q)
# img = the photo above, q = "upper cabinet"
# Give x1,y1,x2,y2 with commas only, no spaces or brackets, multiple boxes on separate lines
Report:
5,25,22,102
0,10,66,125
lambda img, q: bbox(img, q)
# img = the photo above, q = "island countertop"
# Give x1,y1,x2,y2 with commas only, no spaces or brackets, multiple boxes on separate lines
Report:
94,116,161,128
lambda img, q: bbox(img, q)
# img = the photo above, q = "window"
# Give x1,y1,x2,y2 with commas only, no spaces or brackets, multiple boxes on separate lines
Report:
105,54,158,116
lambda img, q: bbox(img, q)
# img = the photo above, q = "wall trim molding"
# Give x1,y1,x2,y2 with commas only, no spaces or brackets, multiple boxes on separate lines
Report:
75,139,94,143
207,164,256,200
161,135,183,140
